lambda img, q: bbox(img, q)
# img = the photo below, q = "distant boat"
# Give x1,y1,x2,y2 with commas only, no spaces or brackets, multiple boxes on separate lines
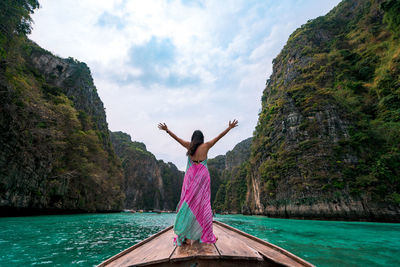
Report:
97,220,314,267
121,209,136,213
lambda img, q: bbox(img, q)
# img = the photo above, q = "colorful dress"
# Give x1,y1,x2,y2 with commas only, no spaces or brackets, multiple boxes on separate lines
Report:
173,156,216,246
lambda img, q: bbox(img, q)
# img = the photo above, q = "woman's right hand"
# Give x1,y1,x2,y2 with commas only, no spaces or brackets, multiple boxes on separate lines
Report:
206,119,239,149
228,119,238,129
158,122,168,131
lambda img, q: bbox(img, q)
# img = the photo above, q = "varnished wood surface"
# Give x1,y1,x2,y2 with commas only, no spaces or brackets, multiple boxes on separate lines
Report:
213,224,263,261
97,226,175,267
214,221,312,267
105,229,176,266
98,221,316,267
170,241,219,261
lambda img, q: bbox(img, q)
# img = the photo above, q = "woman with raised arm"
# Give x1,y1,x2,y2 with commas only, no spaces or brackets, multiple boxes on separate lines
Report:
158,120,238,246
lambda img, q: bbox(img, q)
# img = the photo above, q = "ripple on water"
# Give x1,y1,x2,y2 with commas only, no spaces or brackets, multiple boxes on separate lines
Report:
31,260,53,265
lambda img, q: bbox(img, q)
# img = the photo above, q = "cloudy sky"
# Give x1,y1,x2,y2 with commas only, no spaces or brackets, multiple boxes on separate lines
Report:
29,0,341,170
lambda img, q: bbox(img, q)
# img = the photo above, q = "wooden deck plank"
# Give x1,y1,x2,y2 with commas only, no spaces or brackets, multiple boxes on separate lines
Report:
104,228,176,267
213,223,263,261
214,221,315,267
170,241,220,261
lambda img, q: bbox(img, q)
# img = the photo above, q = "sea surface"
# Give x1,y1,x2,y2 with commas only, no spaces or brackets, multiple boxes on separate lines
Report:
0,213,399,266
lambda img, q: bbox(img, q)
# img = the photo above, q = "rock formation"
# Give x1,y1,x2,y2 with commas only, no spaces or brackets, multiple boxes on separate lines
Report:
0,38,124,214
245,0,400,221
111,131,184,211
209,138,252,213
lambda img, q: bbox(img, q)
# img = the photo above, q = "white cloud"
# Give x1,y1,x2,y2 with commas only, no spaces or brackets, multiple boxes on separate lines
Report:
30,0,341,170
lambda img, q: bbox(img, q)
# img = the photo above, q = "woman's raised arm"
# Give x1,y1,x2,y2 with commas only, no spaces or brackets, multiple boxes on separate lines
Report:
205,119,238,149
158,123,190,149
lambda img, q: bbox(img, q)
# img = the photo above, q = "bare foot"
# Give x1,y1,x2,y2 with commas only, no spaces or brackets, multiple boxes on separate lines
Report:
216,236,218,241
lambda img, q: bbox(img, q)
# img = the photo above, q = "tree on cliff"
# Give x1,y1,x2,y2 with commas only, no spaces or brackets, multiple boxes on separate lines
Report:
0,0,39,36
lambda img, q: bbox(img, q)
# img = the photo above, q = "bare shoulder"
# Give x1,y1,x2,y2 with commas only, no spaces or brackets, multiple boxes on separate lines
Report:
203,141,213,148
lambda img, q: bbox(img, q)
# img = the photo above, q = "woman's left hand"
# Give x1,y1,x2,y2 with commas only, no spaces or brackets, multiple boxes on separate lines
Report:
158,122,168,131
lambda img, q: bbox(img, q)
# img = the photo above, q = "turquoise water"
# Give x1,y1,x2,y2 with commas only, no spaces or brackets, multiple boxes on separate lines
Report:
0,213,399,266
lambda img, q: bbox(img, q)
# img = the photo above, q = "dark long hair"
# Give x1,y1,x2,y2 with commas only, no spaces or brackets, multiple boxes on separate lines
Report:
186,130,204,156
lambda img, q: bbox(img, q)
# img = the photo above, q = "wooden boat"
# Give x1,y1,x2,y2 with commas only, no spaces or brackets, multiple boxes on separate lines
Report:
97,220,315,267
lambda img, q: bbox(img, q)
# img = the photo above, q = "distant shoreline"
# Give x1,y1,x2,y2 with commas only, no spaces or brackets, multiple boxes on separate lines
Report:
0,206,122,217
222,211,400,223
1,207,398,223
0,207,178,217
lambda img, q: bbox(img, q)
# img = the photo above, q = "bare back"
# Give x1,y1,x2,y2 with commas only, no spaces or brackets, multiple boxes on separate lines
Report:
189,143,210,162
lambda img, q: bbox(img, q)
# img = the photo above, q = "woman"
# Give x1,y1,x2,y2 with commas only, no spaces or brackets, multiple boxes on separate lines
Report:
158,120,238,246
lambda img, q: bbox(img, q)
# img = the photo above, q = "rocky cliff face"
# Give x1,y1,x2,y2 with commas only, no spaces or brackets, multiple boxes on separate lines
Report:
29,50,109,135
158,160,185,211
223,138,252,171
246,0,400,221
0,38,124,214
209,138,252,213
110,131,184,211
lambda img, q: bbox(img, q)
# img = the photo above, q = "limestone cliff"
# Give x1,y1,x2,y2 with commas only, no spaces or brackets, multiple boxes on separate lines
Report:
246,0,400,221
0,39,124,214
110,131,184,211
225,138,252,170
209,138,252,213
0,0,181,215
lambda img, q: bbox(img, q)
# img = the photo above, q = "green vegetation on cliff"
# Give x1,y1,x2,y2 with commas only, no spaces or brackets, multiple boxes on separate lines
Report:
209,138,251,213
247,0,400,220
110,131,184,211
0,1,124,213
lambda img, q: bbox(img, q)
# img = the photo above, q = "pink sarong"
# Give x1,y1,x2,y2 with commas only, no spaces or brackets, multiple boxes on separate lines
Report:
173,157,216,246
